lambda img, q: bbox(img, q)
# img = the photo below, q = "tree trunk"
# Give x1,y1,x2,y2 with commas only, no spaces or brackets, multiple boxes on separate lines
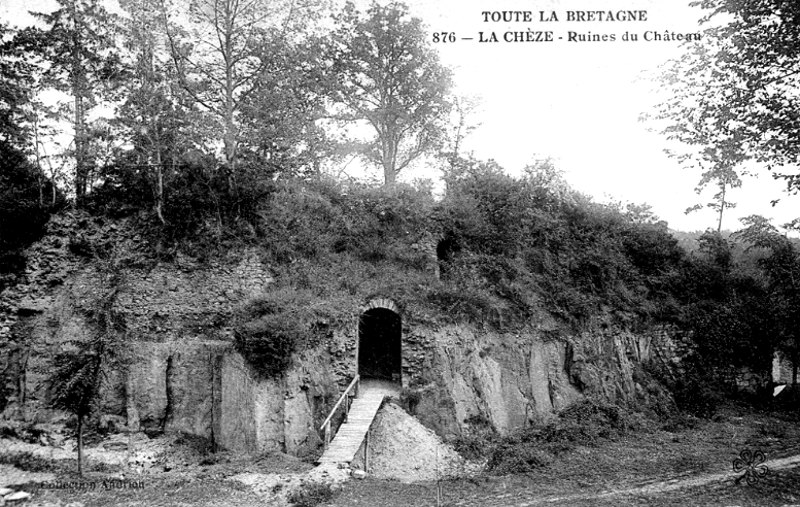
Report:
70,0,89,205
155,148,165,225
77,414,84,476
382,135,396,185
223,19,238,194
32,115,44,207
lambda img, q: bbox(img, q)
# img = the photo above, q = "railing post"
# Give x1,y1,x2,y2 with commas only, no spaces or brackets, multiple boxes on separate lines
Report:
364,428,369,472
319,375,361,451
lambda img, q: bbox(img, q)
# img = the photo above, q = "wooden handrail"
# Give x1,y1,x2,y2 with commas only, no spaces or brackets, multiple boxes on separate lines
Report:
320,374,360,433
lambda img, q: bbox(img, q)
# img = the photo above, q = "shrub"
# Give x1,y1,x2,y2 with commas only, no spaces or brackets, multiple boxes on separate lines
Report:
287,481,334,507
0,451,54,472
234,315,302,379
671,377,722,419
487,446,553,474
450,414,497,461
483,399,637,474
0,422,46,444
0,142,61,273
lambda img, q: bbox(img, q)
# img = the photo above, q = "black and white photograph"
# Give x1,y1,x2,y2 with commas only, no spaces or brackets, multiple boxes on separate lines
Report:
1,0,800,505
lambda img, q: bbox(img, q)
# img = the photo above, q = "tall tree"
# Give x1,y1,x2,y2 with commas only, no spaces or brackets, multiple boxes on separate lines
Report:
328,1,452,185
238,33,336,176
19,0,122,203
116,0,187,223
0,23,33,148
1,24,61,262
161,0,323,183
654,0,800,204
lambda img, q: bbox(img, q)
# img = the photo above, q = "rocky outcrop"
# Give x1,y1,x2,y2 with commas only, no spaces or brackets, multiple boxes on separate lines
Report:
0,211,338,457
1,210,682,459
398,324,679,438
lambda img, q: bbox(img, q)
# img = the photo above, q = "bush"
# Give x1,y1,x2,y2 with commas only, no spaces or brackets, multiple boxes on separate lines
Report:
287,481,334,507
234,315,302,379
672,380,721,419
0,451,54,472
487,446,553,474
483,399,637,474
0,142,61,273
0,422,46,444
450,414,497,461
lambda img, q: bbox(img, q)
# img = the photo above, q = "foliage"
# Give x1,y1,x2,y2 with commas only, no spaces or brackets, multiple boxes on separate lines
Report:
0,451,59,473
653,0,800,201
161,0,325,175
0,25,63,274
0,143,61,269
45,339,105,476
670,370,723,419
44,283,121,476
234,314,303,379
287,481,334,507
328,1,452,184
0,23,35,147
484,399,639,474
16,0,124,202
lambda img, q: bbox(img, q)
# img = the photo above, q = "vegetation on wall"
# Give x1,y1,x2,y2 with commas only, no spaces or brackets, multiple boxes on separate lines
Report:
3,0,798,400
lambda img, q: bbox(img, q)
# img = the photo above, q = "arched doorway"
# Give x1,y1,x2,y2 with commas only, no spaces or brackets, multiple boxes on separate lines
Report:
358,307,402,383
437,234,461,280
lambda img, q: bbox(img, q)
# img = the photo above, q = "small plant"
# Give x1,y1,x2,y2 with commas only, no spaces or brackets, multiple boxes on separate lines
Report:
0,422,47,444
487,445,553,474
399,388,422,414
672,378,722,419
45,336,110,476
0,451,54,472
287,481,334,507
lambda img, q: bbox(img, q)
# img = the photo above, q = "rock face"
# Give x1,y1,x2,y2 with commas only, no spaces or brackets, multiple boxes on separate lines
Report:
0,210,682,458
0,211,339,457
392,324,678,438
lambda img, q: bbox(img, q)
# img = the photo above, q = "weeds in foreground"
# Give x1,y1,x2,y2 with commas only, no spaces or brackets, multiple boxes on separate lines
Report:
287,481,334,507
449,399,646,475
0,451,55,472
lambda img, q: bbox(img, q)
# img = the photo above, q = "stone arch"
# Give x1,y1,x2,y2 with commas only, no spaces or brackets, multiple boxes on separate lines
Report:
360,297,400,315
357,298,402,383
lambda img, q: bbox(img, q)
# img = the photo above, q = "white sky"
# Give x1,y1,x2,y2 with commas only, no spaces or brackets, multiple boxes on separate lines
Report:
399,0,799,233
2,0,797,233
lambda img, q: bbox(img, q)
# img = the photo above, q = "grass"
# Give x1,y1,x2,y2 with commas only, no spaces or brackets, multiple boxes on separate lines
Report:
3,402,800,506
328,402,800,507
12,476,266,507
287,481,335,507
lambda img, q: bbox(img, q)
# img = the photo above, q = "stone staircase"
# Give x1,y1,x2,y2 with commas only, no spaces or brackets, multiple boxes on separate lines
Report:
317,379,398,465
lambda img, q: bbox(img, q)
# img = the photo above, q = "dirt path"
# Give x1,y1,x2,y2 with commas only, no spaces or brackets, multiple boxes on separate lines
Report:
448,453,800,506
